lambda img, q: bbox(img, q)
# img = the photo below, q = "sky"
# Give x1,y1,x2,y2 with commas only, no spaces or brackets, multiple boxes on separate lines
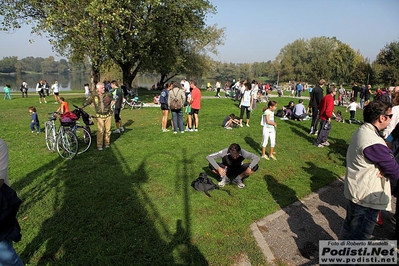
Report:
0,0,398,64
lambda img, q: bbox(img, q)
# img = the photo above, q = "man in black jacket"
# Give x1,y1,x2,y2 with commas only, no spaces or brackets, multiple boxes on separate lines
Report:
309,79,325,134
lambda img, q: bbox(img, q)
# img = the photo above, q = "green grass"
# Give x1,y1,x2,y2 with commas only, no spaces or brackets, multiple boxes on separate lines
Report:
1,90,362,265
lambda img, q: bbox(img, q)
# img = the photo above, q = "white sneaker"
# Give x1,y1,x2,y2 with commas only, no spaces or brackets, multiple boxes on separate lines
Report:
113,129,121,134
162,129,170,132
239,124,243,127
225,127,232,130
120,127,125,132
218,177,230,187
194,128,198,132
233,177,245,188
246,123,250,127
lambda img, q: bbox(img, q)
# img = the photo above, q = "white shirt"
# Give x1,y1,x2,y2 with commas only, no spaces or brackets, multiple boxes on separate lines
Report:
384,105,399,137
241,90,252,107
52,83,59,93
252,84,259,96
184,81,190,93
348,102,358,112
36,83,42,92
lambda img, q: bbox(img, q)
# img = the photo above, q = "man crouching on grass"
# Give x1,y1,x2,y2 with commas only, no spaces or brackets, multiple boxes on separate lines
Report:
339,101,399,240
206,143,259,189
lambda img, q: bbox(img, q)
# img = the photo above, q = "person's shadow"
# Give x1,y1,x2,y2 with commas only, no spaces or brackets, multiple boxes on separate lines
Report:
264,174,334,263
244,136,261,155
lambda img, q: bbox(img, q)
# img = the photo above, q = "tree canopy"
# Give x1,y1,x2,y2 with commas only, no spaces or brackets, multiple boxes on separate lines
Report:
375,39,399,86
0,0,224,88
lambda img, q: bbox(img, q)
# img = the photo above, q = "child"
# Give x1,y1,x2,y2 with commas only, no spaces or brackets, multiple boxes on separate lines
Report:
3,84,12,100
334,110,344,123
260,100,278,160
56,97,70,114
153,94,160,104
29,106,40,133
346,97,358,124
222,114,240,130
84,83,90,98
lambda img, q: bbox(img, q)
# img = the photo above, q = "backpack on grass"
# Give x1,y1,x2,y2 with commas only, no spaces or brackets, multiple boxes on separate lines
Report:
191,172,231,197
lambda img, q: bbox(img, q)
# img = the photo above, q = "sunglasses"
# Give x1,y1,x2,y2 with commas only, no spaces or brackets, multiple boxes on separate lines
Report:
384,114,393,119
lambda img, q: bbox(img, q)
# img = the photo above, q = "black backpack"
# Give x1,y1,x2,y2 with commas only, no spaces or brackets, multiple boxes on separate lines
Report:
191,172,231,197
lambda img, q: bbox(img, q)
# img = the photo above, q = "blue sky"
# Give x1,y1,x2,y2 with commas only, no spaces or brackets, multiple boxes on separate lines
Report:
0,0,398,64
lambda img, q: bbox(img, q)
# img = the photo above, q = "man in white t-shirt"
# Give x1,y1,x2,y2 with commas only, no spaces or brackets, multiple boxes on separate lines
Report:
51,80,60,103
183,77,190,103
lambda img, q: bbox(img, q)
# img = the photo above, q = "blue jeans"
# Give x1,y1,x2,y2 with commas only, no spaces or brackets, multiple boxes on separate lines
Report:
30,122,40,132
339,200,379,240
0,240,24,266
171,109,184,132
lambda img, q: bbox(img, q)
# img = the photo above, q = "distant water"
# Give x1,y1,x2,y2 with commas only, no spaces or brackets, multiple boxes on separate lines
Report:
0,73,217,91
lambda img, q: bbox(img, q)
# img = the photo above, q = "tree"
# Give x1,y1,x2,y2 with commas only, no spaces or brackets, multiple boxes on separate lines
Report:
328,43,357,84
41,56,58,74
0,56,18,73
0,0,223,90
375,39,399,86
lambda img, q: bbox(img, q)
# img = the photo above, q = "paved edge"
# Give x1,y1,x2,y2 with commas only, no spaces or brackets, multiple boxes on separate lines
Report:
250,178,345,265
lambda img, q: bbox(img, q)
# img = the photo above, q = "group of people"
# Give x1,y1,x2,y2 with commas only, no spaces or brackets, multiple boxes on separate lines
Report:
281,99,308,121
34,79,61,104
159,79,201,134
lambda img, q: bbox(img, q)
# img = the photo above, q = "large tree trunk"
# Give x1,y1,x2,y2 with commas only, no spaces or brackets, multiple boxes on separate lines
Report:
90,66,101,94
159,73,177,88
121,61,141,90
90,56,102,93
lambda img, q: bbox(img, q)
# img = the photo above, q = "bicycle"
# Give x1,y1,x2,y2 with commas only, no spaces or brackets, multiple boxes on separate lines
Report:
121,96,143,110
72,105,94,154
45,111,79,159
56,121,79,159
44,112,59,151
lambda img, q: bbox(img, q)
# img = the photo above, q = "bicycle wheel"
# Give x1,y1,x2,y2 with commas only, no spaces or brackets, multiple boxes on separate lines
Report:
134,101,143,110
45,121,56,151
56,129,78,159
75,126,92,154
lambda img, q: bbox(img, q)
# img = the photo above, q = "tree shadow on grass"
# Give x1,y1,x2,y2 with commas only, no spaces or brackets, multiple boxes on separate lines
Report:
15,144,207,265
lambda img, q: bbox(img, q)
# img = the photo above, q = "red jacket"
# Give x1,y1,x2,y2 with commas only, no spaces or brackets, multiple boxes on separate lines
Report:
318,94,334,121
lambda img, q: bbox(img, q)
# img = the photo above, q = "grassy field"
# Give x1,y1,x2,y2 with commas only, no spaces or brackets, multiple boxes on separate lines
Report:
0,89,362,265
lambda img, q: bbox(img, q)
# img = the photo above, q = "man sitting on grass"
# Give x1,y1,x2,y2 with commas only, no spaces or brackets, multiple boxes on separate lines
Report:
206,143,259,189
292,99,307,121
222,114,240,129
